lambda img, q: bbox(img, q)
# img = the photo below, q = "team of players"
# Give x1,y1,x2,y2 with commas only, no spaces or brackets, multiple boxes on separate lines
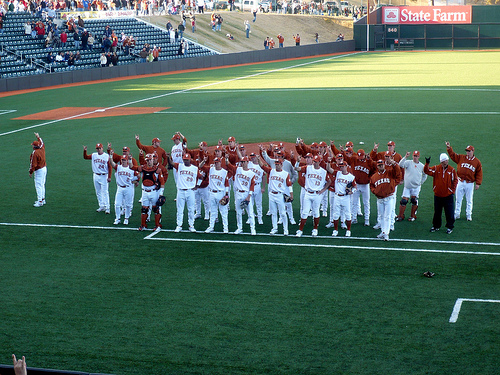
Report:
29,132,481,239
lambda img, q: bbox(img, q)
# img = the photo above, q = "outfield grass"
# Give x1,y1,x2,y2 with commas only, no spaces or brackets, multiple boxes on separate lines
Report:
1,51,499,374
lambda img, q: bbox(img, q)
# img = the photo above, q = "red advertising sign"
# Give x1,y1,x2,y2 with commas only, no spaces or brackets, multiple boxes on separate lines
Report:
382,6,472,24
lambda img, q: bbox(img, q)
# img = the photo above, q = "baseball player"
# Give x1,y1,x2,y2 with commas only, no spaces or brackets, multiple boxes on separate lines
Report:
29,132,47,207
131,153,165,231
204,157,232,233
171,153,203,233
135,135,168,167
83,143,111,214
248,152,266,225
169,132,188,185
225,136,239,164
108,144,138,217
294,153,313,218
259,157,293,235
446,142,482,221
331,162,356,237
370,158,401,241
347,149,375,226
109,151,138,225
186,141,211,220
397,151,427,222
294,155,331,237
226,156,257,235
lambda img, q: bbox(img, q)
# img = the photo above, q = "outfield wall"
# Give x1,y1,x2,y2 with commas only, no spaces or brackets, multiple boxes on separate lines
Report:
0,41,355,93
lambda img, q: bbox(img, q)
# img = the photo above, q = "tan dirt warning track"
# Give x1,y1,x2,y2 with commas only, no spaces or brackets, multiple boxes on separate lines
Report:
14,107,169,120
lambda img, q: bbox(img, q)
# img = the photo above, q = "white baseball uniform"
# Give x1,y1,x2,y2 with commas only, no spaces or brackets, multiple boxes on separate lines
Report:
228,164,256,233
300,165,328,219
113,164,136,221
263,165,292,234
86,150,110,211
332,171,356,221
207,165,231,232
174,162,201,229
399,157,427,198
249,161,265,222
171,141,185,184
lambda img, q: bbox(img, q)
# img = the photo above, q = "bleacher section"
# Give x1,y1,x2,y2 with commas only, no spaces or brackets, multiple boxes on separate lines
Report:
0,12,218,79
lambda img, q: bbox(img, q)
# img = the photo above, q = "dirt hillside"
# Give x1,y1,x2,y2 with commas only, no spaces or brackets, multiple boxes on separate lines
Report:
141,12,353,54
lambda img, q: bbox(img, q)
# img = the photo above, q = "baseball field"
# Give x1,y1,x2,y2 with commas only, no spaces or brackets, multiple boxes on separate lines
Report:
1,50,499,374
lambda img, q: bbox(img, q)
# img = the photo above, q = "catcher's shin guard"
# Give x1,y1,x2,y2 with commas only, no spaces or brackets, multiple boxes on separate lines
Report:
397,204,406,221
410,205,418,220
155,213,162,228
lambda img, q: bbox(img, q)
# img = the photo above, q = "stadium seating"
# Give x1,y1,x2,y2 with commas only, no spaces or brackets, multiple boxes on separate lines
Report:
0,11,218,79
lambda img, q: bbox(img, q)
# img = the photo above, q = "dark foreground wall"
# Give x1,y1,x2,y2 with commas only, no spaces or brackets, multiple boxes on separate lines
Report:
0,40,355,93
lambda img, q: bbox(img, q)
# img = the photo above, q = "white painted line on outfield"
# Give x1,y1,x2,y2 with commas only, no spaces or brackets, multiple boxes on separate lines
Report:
0,110,17,116
145,237,500,256
186,88,500,93
1,222,499,248
449,298,500,323
0,52,362,137
155,111,500,115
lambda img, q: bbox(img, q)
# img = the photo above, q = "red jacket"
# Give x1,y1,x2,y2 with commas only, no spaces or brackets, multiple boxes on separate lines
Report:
424,163,458,197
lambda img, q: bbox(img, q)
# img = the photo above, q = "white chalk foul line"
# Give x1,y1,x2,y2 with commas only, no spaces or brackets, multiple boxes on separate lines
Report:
185,88,500,93
155,111,500,115
0,110,17,116
449,298,500,323
0,52,362,137
1,222,499,249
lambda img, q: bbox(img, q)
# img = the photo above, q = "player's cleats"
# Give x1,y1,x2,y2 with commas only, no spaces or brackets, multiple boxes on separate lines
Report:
113,219,120,225
234,228,243,235
258,218,264,225
174,226,182,233
311,229,318,237
223,228,229,234
123,218,129,225
430,227,439,232
466,216,472,221
325,222,334,228
345,230,351,237
283,230,289,236
364,221,370,226
322,211,328,217
96,207,105,212
446,228,453,234
205,227,214,233
270,228,278,235
332,230,338,237
373,223,381,230
138,226,146,231
33,201,43,207
295,230,303,237
251,228,256,236
42,199,46,205
383,233,389,241
289,218,296,225
377,232,385,239
153,226,161,232
189,226,196,233
105,210,111,214
351,219,357,225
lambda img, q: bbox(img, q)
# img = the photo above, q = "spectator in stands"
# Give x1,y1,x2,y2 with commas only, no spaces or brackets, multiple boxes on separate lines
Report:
123,36,130,54
81,29,89,49
102,36,111,52
61,31,68,47
169,27,175,43
129,35,136,53
178,21,184,39
152,45,160,61
0,14,3,34
244,20,250,38
190,13,196,32
45,29,53,48
111,51,119,66
264,36,269,49
75,51,81,61
104,24,112,38
73,29,81,49
315,32,319,43
277,33,284,47
166,20,172,31
46,51,54,63
111,35,118,53
269,37,275,49
53,32,61,47
55,51,64,61
197,0,204,14
36,20,45,40
100,52,107,67
48,4,56,20
87,32,94,50
24,20,31,36
139,47,147,62
216,14,223,31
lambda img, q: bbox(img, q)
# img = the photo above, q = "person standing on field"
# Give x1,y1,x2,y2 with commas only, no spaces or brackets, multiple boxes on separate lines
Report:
446,142,482,221
397,150,427,222
29,132,47,207
83,143,111,214
424,153,458,234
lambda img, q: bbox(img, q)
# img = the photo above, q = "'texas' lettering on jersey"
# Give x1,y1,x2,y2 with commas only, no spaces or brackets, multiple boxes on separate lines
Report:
336,177,352,185
354,165,370,175
460,163,476,172
93,158,108,166
307,173,323,181
249,167,262,177
210,173,224,182
180,170,195,177
374,178,390,187
117,170,133,178
270,175,285,184
236,173,251,182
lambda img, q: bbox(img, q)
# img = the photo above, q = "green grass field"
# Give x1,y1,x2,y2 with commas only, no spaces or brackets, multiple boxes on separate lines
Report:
1,51,499,374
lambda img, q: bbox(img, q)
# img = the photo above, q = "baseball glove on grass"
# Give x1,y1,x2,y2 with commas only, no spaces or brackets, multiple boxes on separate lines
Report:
219,195,229,206
423,271,435,278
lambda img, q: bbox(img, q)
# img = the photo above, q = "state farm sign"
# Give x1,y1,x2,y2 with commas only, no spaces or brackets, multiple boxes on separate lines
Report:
382,6,472,24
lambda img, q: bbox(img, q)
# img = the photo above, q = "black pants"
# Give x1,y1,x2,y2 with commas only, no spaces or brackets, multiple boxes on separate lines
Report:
433,194,455,230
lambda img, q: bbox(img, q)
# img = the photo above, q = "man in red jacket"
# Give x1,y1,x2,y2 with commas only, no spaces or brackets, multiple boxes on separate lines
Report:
424,153,458,234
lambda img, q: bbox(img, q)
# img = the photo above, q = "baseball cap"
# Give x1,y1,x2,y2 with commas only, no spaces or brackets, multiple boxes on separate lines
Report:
345,141,354,147
357,149,365,158
387,141,395,146
152,137,161,143
338,162,346,167
32,140,40,147
122,146,130,152
311,142,318,148
241,156,250,162
239,145,245,149
96,143,103,149
171,134,181,140
440,153,449,162
215,145,223,151
305,153,313,158
199,141,208,147
182,153,191,160
121,155,128,161
384,151,391,157
214,157,221,162
313,155,321,162
465,145,474,151
228,136,235,142
278,142,284,147
275,158,283,164
413,150,420,157
319,141,327,147
377,159,384,165
249,152,256,157
145,153,153,160
336,153,343,159
346,147,353,153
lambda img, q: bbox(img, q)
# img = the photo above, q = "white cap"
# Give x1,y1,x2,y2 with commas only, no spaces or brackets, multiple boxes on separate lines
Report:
440,153,449,162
